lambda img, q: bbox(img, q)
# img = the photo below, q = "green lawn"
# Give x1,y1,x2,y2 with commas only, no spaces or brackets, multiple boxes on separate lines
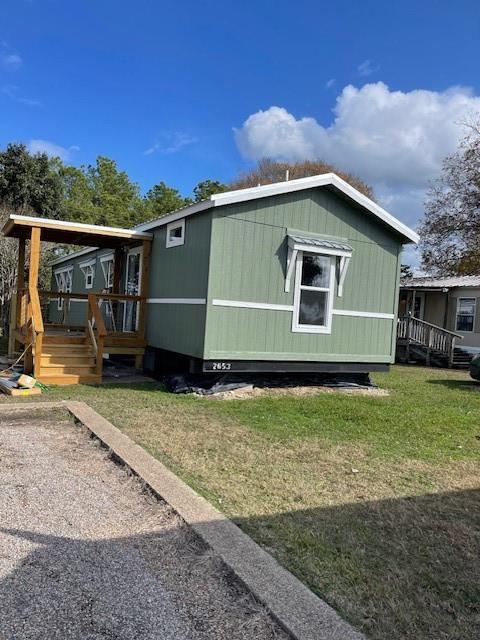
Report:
1,365,479,639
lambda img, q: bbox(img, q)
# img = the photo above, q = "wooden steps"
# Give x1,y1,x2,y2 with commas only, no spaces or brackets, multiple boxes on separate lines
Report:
36,334,100,385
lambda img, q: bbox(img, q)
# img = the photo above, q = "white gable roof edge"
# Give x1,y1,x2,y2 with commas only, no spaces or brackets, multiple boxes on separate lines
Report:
134,173,419,244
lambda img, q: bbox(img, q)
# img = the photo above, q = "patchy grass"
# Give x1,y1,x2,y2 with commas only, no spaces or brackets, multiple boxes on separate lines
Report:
2,365,479,639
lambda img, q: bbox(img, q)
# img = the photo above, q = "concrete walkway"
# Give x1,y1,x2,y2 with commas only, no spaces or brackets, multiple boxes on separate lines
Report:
0,407,286,640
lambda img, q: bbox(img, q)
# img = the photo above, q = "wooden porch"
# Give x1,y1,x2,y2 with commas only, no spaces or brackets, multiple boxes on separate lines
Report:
3,214,152,385
396,315,467,368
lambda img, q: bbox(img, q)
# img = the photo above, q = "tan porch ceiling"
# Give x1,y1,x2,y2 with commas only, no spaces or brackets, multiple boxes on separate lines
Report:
2,214,152,248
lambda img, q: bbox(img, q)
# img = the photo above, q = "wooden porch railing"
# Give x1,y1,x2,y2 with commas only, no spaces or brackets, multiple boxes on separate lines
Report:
15,288,147,378
397,315,463,367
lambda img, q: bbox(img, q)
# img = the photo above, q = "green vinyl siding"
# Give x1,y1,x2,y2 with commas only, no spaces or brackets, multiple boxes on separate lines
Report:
204,188,402,362
145,212,212,358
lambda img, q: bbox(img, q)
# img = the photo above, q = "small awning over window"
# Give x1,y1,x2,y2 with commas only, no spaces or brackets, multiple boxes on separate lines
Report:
288,234,352,254
285,233,353,297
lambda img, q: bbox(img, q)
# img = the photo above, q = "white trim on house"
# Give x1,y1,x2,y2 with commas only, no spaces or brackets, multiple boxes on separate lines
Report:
148,298,206,304
166,218,185,248
51,246,98,265
79,258,96,290
99,253,114,289
211,297,393,320
212,299,294,311
332,309,395,319
285,233,353,296
292,253,336,334
53,266,73,311
7,213,152,239
134,173,419,244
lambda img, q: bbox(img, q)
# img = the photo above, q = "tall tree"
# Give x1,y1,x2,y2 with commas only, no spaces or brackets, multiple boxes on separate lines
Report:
60,156,144,227
143,181,188,219
420,121,480,275
229,158,373,199
193,179,227,202
88,156,143,228
0,143,63,217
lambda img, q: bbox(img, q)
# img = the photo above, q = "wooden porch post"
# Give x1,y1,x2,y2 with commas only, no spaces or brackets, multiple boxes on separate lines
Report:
29,227,41,290
136,239,151,369
16,238,26,330
29,227,42,378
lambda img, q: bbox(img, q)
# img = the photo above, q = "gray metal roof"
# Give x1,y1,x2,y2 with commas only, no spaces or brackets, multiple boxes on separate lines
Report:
288,234,353,253
401,275,480,289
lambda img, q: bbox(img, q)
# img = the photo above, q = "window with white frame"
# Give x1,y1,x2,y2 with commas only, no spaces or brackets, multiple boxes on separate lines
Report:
80,259,96,289
293,253,336,333
166,218,185,248
100,255,115,320
286,232,353,334
100,254,114,289
456,297,476,332
54,268,73,311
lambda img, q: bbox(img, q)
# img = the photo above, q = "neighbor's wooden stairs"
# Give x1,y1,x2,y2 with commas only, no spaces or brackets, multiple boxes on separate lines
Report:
36,334,101,386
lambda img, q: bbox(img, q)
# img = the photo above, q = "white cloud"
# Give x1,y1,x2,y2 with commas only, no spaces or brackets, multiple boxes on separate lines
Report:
27,139,79,161
325,78,336,89
1,41,22,71
144,132,197,156
234,82,480,268
1,84,18,98
19,97,42,107
234,82,480,227
1,53,22,71
357,59,378,77
1,83,42,107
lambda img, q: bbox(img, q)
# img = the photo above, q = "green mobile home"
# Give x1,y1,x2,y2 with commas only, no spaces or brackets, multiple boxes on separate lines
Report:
45,173,418,377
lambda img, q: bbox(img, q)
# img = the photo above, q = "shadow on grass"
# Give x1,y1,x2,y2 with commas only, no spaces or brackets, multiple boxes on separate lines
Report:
427,378,478,390
234,488,480,639
1,490,479,640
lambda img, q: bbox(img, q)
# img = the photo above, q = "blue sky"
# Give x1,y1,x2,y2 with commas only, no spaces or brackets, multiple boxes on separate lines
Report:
1,0,479,260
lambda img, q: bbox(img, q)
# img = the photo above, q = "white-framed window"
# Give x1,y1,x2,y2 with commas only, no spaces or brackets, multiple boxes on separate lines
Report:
166,218,185,248
100,254,114,289
456,297,476,332
54,267,73,311
292,252,336,333
80,259,96,289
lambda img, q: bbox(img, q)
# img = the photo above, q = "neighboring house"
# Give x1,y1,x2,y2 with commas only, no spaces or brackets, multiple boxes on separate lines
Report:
397,275,480,367
400,276,480,348
4,173,418,384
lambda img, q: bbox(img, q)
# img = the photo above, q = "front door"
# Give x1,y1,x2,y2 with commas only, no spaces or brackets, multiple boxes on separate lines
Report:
412,292,425,320
123,247,142,332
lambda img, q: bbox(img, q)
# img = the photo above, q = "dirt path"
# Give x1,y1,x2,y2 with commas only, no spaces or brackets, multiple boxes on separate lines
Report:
0,407,286,640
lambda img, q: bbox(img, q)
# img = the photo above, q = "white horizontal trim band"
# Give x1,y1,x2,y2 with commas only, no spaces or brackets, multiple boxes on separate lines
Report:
212,299,294,312
212,299,394,319
333,309,395,319
147,298,206,305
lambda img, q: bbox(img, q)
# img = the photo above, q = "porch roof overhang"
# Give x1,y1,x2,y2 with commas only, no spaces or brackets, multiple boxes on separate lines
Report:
2,214,153,248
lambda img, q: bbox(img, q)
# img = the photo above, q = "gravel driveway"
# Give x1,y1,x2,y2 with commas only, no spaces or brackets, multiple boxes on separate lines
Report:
0,407,286,640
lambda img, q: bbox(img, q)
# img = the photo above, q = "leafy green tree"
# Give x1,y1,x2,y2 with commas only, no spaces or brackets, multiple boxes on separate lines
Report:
0,143,63,217
60,165,97,223
143,181,189,219
88,156,143,227
193,179,227,202
60,156,144,227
